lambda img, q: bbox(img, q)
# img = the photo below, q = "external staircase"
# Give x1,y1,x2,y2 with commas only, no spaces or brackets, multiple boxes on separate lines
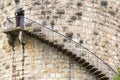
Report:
4,17,117,80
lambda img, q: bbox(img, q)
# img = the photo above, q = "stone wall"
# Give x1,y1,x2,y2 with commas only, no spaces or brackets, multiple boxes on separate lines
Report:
0,35,96,80
0,0,120,78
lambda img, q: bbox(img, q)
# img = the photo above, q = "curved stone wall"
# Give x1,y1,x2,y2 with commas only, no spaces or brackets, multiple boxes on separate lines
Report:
0,0,120,74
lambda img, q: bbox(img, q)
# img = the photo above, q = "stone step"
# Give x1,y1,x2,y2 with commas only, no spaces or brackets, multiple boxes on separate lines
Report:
43,37,49,43
99,76,109,80
53,43,58,48
62,48,67,53
64,49,72,56
48,40,54,46
74,56,81,62
93,70,102,75
33,27,41,32
86,65,94,70
78,58,86,64
81,62,89,67
89,67,98,73
71,53,77,59
97,73,106,78
57,44,64,51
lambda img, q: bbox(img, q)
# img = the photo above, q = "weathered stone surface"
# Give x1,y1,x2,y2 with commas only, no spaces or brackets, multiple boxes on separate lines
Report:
76,2,82,7
56,9,65,15
75,11,82,16
0,0,120,79
108,9,116,15
70,16,77,20
100,0,108,6
65,32,73,40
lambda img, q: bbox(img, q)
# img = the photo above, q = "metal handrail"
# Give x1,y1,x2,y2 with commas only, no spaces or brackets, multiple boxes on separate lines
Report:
25,17,118,74
6,17,118,77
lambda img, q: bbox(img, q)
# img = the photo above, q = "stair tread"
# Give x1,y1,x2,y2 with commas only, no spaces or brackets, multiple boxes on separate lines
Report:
97,73,106,78
53,43,58,48
89,67,98,73
66,49,72,56
78,58,86,64
62,48,68,53
74,56,81,61
81,62,89,67
99,76,109,80
93,70,102,75
57,44,64,51
71,53,77,58
86,65,94,69
49,40,54,46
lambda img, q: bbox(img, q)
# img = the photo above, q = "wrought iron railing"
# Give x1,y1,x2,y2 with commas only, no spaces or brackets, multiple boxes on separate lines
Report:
5,16,117,79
